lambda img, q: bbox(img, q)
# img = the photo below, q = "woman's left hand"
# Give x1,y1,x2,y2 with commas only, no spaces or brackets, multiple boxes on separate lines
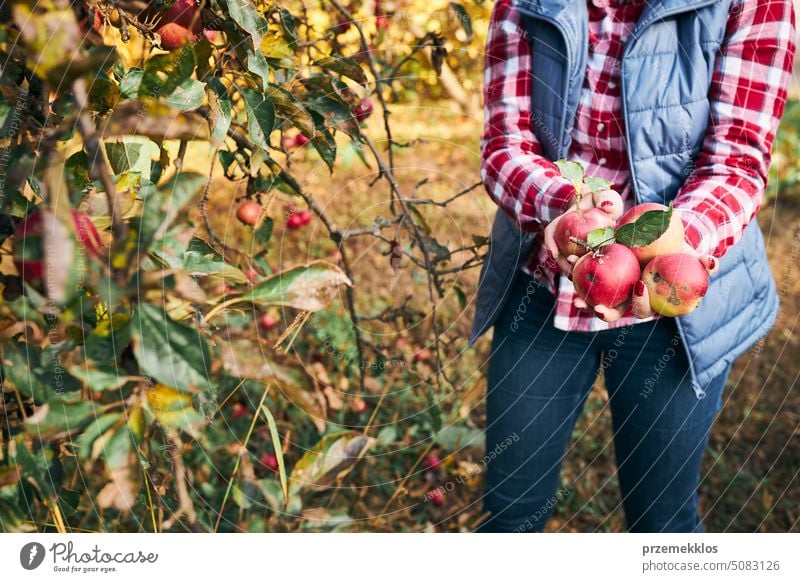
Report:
570,244,719,322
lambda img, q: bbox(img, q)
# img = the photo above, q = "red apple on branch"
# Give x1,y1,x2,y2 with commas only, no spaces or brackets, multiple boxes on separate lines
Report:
236,200,262,226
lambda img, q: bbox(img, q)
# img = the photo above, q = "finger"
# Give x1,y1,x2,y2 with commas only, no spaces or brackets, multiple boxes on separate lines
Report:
592,189,623,220
572,296,592,311
631,280,654,319
557,255,573,275
594,303,626,322
566,254,580,265
543,221,560,261
699,255,718,275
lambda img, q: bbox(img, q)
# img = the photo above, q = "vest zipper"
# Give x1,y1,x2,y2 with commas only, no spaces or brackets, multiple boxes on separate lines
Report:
621,0,724,204
620,0,723,399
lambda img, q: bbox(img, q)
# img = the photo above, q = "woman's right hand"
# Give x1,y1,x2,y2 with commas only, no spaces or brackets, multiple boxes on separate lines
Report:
543,189,624,275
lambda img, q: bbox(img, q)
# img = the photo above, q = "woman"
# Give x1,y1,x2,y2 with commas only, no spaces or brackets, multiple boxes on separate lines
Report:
472,0,795,532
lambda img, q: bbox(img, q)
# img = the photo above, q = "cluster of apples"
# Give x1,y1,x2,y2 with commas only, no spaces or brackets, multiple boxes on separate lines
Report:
153,0,203,49
554,200,710,317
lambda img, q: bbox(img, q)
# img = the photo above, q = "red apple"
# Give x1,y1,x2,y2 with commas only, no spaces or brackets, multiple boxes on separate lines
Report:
422,454,442,472
231,403,248,420
161,0,202,32
286,213,304,229
572,243,641,308
350,396,368,413
297,210,312,225
642,253,709,317
236,200,261,226
259,452,279,471
376,14,390,30
157,22,197,48
260,313,279,330
554,208,615,257
427,488,445,507
413,348,432,362
354,98,374,122
617,203,685,266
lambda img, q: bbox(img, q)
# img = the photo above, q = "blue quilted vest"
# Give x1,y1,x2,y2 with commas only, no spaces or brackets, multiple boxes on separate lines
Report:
470,0,780,397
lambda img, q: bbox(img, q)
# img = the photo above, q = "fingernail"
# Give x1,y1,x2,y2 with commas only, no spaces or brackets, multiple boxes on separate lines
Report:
708,257,716,270
635,281,645,297
597,312,605,321
600,200,613,208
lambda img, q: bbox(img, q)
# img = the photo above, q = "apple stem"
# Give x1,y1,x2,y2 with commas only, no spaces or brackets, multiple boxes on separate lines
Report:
569,236,593,251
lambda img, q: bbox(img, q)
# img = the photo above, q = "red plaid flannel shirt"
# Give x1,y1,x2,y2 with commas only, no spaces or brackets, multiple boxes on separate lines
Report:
481,0,796,332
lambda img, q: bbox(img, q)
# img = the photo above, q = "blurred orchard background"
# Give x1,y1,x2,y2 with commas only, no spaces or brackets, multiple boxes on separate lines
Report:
0,0,797,533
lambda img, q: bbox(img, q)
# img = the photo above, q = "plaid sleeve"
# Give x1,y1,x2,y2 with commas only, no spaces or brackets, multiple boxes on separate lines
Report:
480,0,576,232
674,0,797,257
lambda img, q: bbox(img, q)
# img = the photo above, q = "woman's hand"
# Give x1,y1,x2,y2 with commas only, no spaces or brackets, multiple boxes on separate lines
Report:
572,243,719,322
543,189,623,274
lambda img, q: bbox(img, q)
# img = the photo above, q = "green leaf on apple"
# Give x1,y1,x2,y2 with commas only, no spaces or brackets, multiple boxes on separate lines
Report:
586,226,615,249
615,204,673,248
555,160,585,191
583,176,613,193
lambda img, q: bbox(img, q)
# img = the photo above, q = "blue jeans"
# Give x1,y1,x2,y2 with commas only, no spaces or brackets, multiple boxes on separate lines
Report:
476,272,730,533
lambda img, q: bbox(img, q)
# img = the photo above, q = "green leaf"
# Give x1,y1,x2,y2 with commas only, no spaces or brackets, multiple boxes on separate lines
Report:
313,56,368,87
138,45,196,102
131,303,213,393
583,176,614,193
246,48,270,88
259,403,288,508
105,136,161,176
240,262,351,311
224,0,270,48
376,425,397,446
449,3,473,40
289,431,376,494
434,425,484,452
69,366,132,392
614,204,673,248
182,250,248,283
139,172,207,246
555,159,584,190
78,413,123,460
254,216,274,245
239,87,275,150
586,226,615,249
207,78,231,145
0,343,55,403
119,68,143,99
166,78,206,111
24,398,95,439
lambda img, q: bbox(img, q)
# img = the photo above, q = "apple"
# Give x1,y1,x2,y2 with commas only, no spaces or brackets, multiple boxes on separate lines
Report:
297,210,312,225
13,210,102,284
286,213,304,229
245,267,258,283
617,202,684,266
259,452,279,471
427,488,445,507
155,0,202,48
376,14,390,30
236,200,261,226
642,253,709,317
230,403,248,420
413,348,432,362
422,454,442,472
350,396,368,413
572,243,641,308
354,98,374,122
260,313,279,330
553,208,614,257
293,133,309,147
157,22,197,48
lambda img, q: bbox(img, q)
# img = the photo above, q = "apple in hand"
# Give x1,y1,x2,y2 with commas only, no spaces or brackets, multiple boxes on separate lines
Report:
617,202,684,266
642,253,709,316
572,243,641,308
553,208,614,257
